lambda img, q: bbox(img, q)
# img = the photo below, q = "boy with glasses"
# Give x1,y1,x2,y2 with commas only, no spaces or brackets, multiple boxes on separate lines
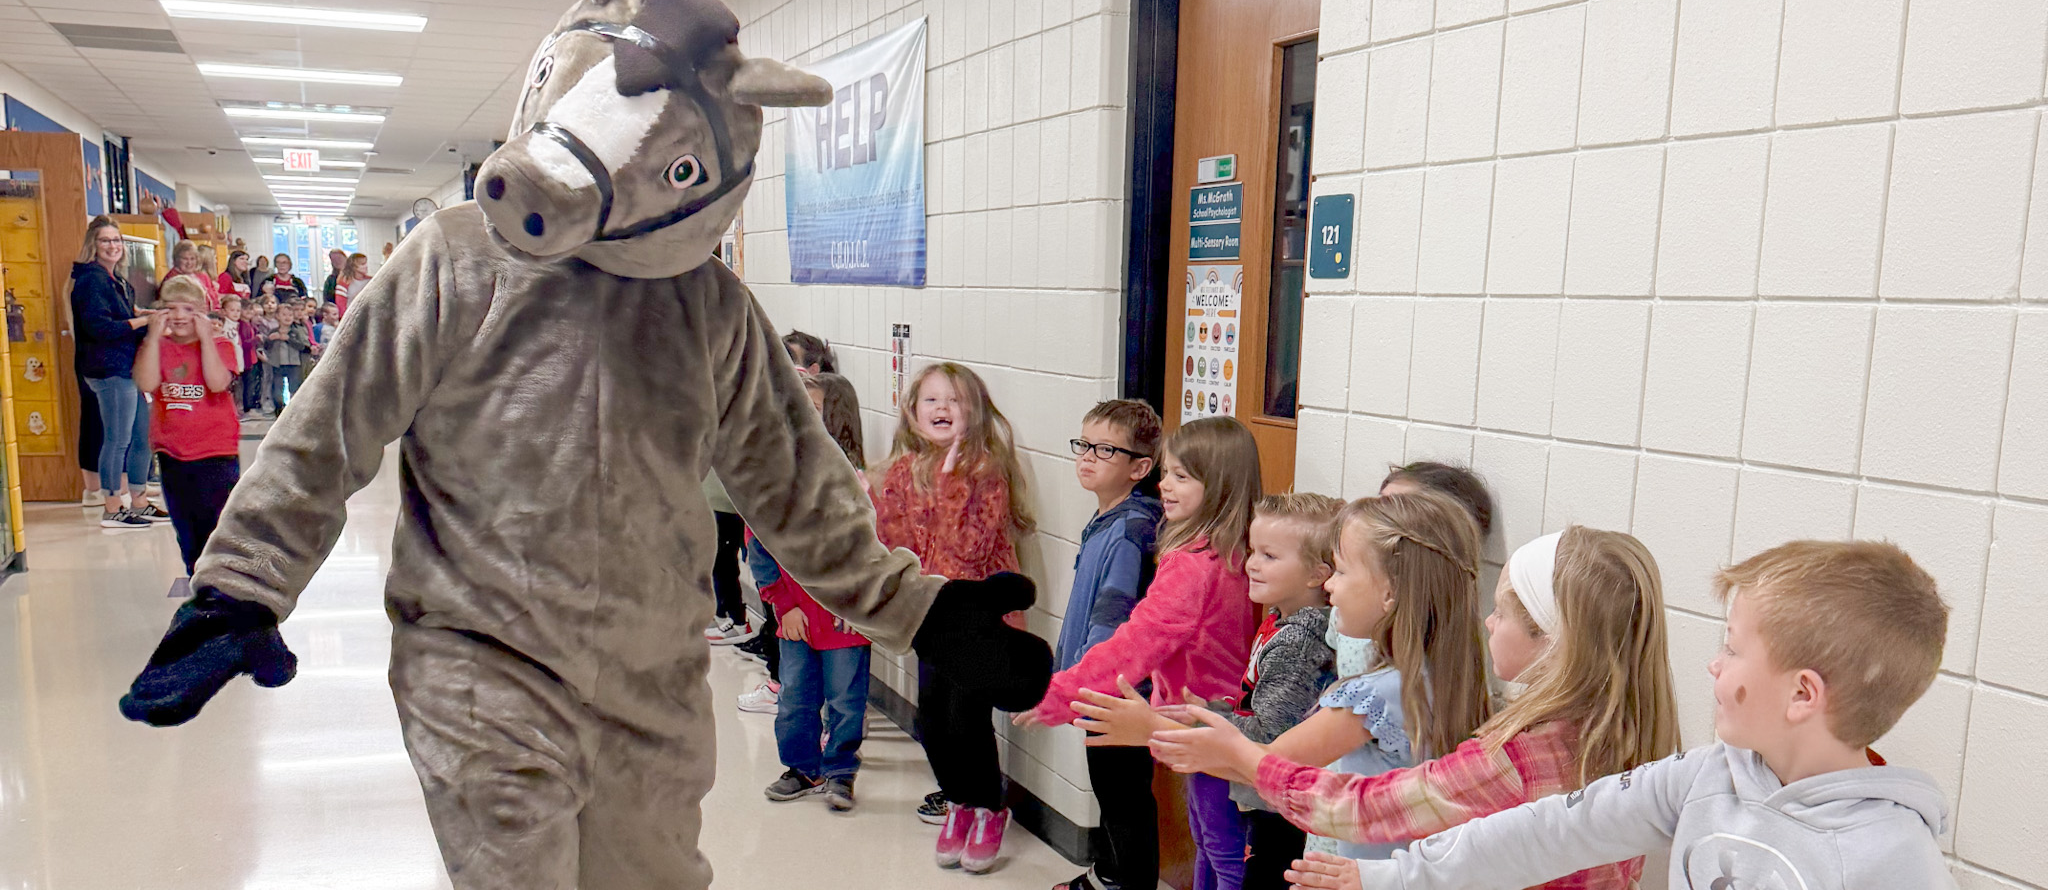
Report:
1040,399,1165,890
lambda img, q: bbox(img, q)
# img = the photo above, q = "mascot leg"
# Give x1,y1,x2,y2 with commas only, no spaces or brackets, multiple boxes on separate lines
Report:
392,622,718,890
392,624,587,889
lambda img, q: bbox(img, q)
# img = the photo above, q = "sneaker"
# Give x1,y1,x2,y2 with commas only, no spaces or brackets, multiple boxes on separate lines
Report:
100,509,150,529
763,768,822,802
736,681,780,714
705,616,758,645
917,790,950,825
961,807,1010,874
733,634,771,666
935,803,972,868
132,503,173,523
823,777,856,813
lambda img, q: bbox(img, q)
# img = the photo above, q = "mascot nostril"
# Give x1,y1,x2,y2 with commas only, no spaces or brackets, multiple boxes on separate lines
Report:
117,2,1049,888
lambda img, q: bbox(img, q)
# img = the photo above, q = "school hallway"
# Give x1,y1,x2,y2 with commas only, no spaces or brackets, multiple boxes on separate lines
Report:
0,436,1079,890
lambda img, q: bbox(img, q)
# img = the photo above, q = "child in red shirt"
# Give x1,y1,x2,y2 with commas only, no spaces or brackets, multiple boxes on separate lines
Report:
134,277,241,575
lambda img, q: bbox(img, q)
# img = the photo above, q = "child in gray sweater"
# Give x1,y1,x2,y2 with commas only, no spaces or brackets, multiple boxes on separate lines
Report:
1294,540,1953,890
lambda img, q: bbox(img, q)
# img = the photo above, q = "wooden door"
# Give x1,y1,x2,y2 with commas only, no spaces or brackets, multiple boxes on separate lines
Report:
0,132,89,502
1166,0,1319,493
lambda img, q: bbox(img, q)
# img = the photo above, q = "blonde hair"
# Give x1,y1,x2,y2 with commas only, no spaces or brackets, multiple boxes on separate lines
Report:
172,239,200,268
1156,417,1262,569
197,244,218,275
1714,540,1946,748
1481,527,1680,787
1340,490,1492,759
1255,492,1342,570
158,276,206,307
888,363,1035,535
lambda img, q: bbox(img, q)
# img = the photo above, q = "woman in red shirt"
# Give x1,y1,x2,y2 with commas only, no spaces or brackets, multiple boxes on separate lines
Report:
217,250,253,304
134,276,241,575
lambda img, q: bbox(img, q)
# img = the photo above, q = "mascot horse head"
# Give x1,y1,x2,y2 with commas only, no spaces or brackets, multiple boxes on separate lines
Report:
477,0,829,278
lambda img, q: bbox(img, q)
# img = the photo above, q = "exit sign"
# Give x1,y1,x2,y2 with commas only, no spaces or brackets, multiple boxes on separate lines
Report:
284,148,321,173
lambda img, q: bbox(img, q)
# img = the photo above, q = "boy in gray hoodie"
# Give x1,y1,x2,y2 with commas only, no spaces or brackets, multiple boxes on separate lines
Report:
1299,539,1953,890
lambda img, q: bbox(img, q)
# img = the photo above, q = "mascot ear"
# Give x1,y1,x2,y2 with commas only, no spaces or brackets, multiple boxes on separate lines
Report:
730,57,832,107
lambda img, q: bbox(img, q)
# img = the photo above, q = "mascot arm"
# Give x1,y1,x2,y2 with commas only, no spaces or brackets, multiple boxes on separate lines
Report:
707,286,940,653
124,218,462,726
195,217,461,619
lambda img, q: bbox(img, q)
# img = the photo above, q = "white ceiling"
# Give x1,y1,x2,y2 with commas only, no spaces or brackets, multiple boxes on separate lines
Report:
0,0,572,218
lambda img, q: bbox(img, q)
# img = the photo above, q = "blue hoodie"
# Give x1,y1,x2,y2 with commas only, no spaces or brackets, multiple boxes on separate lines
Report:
71,261,145,379
1055,492,1163,670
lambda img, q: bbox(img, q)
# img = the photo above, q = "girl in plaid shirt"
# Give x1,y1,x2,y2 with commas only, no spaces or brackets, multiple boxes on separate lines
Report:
1150,527,1681,890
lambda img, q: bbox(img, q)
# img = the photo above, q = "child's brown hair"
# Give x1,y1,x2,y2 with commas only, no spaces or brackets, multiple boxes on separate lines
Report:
1084,399,1164,461
1381,461,1494,537
1254,492,1342,572
1157,417,1263,570
803,372,864,468
888,363,1035,535
1340,490,1492,759
1713,540,1946,748
1482,526,1680,786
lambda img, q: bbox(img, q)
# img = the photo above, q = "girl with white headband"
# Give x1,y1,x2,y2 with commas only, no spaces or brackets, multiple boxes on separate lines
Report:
1151,526,1682,890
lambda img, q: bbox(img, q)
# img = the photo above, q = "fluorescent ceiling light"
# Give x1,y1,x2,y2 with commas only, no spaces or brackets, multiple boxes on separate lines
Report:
271,194,354,202
161,1,427,32
226,106,385,124
255,157,367,168
242,136,374,150
264,175,358,185
198,63,402,87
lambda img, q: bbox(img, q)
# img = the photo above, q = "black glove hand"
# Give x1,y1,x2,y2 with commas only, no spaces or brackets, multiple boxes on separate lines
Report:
911,572,1054,712
119,588,298,727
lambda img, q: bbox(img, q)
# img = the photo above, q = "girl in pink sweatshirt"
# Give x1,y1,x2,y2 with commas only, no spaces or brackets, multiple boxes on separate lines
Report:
1023,416,1263,890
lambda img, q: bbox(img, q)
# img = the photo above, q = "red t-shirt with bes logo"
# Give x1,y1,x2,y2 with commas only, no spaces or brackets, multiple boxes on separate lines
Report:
149,336,241,461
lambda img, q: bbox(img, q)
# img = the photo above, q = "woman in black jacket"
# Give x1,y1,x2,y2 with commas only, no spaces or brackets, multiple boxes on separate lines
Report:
70,216,168,528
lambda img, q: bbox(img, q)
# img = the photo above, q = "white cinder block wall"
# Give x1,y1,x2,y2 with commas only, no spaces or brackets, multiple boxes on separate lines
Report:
729,0,1132,832
1297,1,2048,887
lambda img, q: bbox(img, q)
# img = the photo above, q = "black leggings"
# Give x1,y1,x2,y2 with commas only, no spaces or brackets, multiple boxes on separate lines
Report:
711,511,746,624
158,454,240,575
1242,809,1308,890
917,661,1002,810
1086,743,1159,890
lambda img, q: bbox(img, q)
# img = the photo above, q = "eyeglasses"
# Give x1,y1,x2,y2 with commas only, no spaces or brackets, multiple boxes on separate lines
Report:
1071,438,1145,461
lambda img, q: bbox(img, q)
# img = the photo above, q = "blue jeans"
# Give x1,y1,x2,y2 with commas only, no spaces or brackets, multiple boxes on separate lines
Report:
84,375,150,494
774,639,871,780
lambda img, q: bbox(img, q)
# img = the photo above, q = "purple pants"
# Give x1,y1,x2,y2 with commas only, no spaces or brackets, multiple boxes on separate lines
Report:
1187,771,1247,890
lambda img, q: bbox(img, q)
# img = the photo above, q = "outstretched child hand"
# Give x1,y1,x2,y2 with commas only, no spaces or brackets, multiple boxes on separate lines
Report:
1072,675,1183,747
1285,851,1362,890
1148,706,1265,784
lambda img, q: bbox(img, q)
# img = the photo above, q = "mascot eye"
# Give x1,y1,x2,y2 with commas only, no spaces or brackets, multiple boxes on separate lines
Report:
666,155,707,190
532,55,554,88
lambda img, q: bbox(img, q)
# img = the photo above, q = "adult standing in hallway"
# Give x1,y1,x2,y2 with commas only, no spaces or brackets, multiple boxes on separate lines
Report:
69,216,168,528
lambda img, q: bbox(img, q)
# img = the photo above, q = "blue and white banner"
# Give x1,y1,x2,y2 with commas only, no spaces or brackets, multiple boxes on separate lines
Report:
784,18,927,287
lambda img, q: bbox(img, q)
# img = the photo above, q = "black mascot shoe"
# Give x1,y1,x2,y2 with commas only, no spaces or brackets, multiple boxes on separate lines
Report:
119,588,299,727
911,572,1054,713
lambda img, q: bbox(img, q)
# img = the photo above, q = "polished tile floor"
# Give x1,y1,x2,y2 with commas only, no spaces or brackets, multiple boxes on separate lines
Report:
0,439,1079,889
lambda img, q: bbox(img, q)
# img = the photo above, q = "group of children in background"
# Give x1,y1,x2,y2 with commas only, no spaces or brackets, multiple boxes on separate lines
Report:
159,242,350,418
724,332,1956,890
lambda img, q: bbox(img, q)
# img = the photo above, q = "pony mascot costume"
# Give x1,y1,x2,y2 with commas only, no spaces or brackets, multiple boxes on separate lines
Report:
118,1,1053,886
